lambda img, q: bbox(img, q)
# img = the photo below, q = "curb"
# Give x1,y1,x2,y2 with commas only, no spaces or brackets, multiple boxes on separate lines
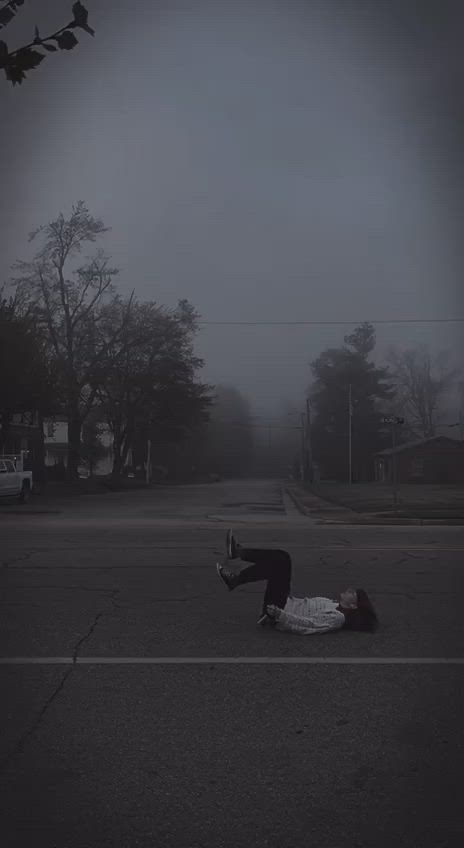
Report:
318,518,464,526
285,486,354,522
0,509,61,516
285,486,464,526
317,517,422,526
285,486,311,516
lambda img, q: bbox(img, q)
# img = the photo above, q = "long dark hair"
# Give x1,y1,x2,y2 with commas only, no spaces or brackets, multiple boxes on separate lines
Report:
343,589,378,632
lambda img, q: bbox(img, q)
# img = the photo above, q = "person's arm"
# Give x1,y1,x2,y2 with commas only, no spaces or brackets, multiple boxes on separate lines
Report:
267,605,345,635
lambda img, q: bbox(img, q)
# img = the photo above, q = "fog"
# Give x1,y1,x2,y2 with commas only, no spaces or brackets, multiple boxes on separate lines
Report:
1,0,463,423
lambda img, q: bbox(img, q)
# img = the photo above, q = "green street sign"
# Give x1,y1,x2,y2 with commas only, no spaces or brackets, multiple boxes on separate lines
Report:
382,416,404,425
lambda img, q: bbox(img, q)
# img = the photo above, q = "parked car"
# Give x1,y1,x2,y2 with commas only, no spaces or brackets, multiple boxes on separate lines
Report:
0,457,33,504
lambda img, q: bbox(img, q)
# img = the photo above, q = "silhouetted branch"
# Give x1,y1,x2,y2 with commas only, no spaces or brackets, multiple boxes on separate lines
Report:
0,2,94,85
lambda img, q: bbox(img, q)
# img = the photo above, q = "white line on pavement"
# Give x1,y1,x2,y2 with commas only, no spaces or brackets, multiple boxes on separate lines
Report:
1,657,464,665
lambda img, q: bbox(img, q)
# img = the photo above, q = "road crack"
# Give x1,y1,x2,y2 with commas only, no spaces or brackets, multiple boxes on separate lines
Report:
72,588,121,656
0,665,74,771
0,588,121,771
72,610,107,658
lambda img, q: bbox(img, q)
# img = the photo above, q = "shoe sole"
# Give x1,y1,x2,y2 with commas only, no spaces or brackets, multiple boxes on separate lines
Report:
257,614,272,626
216,562,233,591
257,613,278,627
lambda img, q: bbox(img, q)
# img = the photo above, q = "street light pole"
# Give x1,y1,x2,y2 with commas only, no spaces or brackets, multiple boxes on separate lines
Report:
382,416,403,506
348,384,352,486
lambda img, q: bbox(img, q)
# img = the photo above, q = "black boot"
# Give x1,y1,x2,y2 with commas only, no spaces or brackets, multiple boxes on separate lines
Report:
216,563,240,591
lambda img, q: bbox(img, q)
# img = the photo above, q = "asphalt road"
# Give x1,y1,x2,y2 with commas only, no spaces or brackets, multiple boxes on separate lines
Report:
1,478,464,847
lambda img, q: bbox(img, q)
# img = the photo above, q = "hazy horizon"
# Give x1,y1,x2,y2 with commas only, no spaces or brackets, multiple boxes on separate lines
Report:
1,0,463,422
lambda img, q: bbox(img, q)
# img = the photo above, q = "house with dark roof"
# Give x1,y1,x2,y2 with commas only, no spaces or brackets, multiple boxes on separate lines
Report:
374,436,464,484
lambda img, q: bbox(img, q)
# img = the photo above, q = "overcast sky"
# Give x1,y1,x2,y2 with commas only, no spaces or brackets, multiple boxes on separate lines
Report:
1,0,463,420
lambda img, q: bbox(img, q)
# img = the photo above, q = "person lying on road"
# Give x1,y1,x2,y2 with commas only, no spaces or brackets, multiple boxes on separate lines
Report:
216,529,378,634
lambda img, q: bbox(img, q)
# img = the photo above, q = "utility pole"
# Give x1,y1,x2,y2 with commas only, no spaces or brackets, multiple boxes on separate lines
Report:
300,412,306,482
146,438,151,485
391,422,397,506
382,416,404,507
268,424,272,475
306,397,313,483
348,384,352,486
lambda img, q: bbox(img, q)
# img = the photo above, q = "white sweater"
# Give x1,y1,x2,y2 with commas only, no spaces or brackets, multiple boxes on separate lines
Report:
274,596,346,635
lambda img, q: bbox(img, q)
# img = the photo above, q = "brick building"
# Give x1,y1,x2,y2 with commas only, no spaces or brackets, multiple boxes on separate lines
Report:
374,436,464,484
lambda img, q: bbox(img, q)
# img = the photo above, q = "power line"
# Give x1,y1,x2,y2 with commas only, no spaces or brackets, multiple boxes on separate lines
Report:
214,422,302,429
199,318,464,326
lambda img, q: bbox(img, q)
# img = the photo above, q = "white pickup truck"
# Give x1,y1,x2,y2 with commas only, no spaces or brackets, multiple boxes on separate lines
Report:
0,455,33,503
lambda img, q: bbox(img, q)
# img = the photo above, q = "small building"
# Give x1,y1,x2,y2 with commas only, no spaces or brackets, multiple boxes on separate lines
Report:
1,411,44,479
374,436,464,484
43,418,68,471
43,418,113,476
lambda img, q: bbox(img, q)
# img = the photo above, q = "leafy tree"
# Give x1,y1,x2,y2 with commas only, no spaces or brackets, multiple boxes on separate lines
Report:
310,322,394,481
93,297,211,476
80,413,107,476
386,344,458,438
0,1,94,85
11,201,124,480
0,292,57,451
344,323,376,358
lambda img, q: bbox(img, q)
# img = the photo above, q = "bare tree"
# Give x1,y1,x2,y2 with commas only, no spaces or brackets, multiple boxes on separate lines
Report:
387,344,458,438
10,201,124,480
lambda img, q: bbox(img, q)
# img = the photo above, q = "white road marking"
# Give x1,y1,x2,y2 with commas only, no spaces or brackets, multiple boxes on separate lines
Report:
1,657,464,665
3,545,464,552
263,546,464,551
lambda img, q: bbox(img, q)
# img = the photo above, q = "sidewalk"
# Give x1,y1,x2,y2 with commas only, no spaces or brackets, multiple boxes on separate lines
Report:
285,482,464,526
0,476,149,515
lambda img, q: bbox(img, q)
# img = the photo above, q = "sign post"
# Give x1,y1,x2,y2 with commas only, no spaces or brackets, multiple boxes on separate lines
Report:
382,417,404,506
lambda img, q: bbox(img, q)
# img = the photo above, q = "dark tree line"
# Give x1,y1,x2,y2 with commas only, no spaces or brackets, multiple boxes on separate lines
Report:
307,322,460,482
309,323,393,482
3,202,212,480
0,293,58,451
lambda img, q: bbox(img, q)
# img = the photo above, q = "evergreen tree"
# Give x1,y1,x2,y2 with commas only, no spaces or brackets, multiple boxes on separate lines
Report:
310,323,394,481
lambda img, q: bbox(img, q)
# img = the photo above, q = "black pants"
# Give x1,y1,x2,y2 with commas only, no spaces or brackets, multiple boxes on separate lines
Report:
235,548,292,615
